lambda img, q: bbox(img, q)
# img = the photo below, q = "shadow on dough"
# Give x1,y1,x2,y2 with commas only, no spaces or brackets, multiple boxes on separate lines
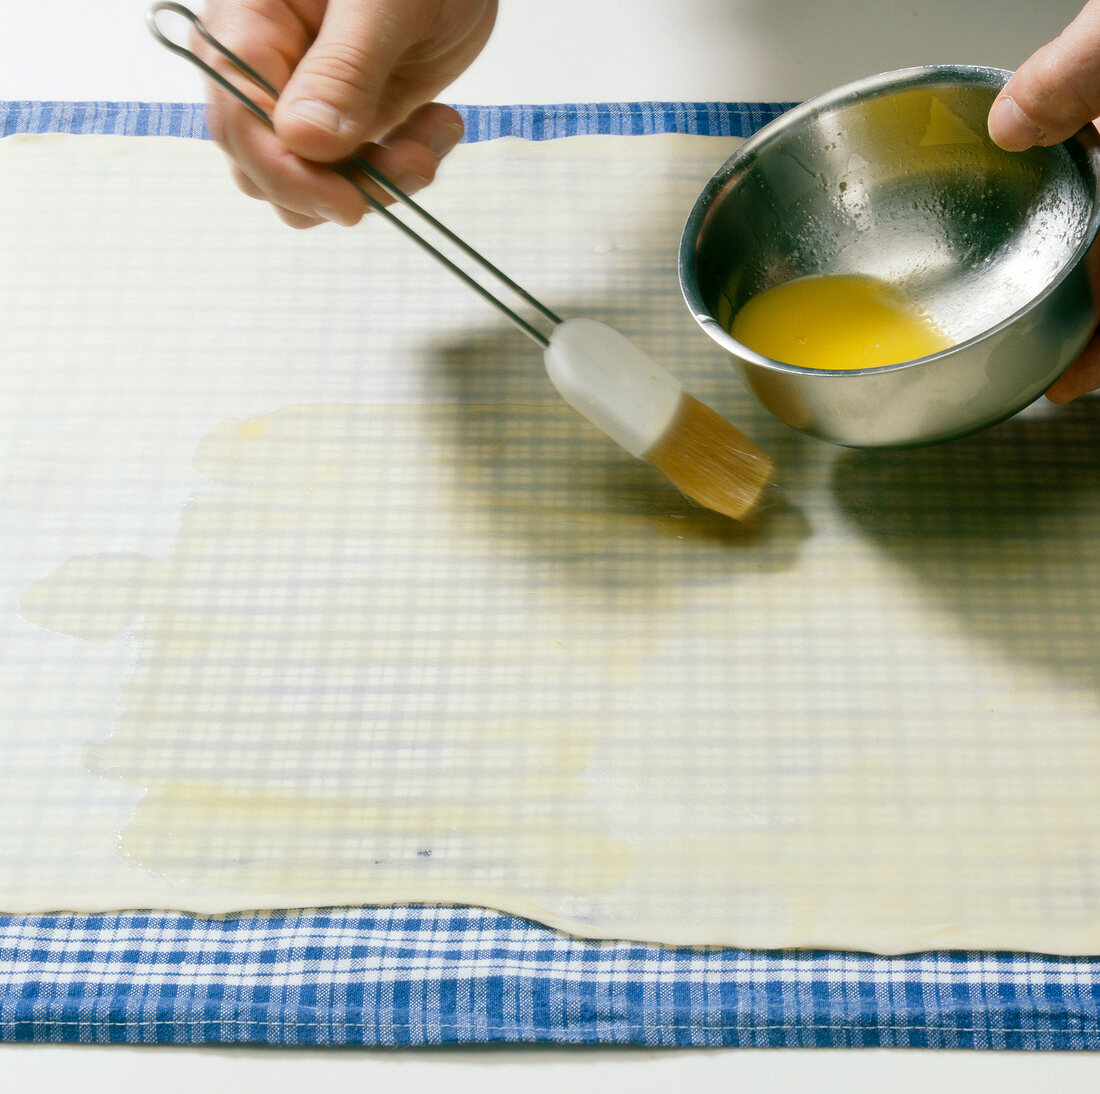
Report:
830,396,1100,692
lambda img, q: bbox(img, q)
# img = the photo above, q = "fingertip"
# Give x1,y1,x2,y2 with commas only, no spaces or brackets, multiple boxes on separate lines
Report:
275,205,328,230
352,142,437,205
1045,339,1100,403
314,203,368,228
391,102,465,158
1046,372,1092,404
988,94,1044,152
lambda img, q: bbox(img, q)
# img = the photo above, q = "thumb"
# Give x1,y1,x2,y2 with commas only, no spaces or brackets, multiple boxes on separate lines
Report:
989,0,1100,151
273,0,411,162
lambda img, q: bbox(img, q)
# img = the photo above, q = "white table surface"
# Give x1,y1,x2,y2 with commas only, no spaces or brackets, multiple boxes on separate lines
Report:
4,0,1100,1085
0,0,1089,103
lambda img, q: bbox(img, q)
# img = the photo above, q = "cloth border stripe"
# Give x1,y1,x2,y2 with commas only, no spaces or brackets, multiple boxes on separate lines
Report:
0,100,797,141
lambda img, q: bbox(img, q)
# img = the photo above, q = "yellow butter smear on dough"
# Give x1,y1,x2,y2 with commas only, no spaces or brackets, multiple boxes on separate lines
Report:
20,402,810,941
19,395,1100,953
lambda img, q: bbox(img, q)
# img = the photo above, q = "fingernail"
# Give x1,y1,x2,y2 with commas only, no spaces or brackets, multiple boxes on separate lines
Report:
988,95,1044,151
427,121,464,158
284,98,348,137
315,205,356,227
395,172,430,196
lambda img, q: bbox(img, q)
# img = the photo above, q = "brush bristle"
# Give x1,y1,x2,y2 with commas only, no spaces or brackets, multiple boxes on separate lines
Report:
643,393,772,519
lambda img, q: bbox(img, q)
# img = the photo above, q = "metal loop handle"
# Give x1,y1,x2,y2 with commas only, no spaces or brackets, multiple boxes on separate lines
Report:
147,2,561,346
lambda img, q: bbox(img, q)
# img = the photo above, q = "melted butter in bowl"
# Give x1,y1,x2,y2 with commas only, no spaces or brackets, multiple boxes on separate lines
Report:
680,66,1100,445
728,273,952,371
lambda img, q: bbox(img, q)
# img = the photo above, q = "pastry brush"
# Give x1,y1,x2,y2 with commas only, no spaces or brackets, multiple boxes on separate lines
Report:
148,2,772,519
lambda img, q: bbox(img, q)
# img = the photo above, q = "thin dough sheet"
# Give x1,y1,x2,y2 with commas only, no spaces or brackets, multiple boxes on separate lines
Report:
1,133,1099,952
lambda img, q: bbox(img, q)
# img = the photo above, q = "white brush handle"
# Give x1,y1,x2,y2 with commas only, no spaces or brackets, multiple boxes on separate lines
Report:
543,319,683,458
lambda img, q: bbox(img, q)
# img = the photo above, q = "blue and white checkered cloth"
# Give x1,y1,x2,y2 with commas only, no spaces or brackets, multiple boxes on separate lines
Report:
2,100,1099,1050
4,906,1100,1048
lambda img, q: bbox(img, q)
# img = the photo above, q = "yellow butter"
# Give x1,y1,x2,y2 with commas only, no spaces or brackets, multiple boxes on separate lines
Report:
729,273,951,371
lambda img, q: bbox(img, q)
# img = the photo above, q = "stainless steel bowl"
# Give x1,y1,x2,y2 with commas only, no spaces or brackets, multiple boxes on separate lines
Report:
679,65,1100,447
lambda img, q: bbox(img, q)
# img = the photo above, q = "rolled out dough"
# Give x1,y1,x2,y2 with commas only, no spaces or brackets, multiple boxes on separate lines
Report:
2,133,1099,952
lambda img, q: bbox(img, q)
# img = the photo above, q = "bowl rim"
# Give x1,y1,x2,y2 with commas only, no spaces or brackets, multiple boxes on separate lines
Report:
678,64,1100,377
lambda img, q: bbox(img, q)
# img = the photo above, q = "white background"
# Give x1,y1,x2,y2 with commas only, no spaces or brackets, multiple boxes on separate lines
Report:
4,0,1100,1086
0,0,1089,103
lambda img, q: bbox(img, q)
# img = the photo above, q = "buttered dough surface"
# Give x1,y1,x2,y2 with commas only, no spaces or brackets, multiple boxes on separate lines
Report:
2,133,1100,952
